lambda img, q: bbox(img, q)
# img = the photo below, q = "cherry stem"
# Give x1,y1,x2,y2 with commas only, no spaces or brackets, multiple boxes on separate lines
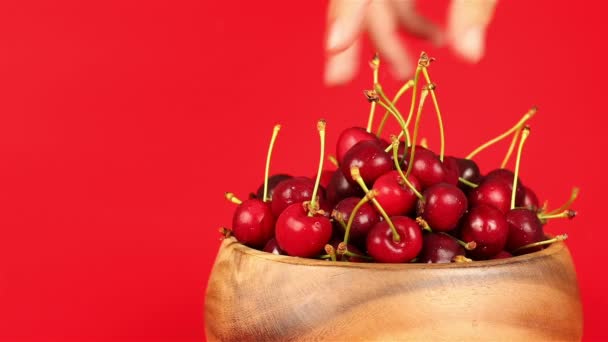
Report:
345,250,373,261
421,68,445,161
546,187,580,215
465,107,537,160
500,126,521,168
262,124,281,202
405,87,430,178
218,227,232,239
538,210,577,221
514,234,568,253
332,212,348,231
445,233,477,251
376,80,415,136
324,244,337,262
415,217,433,233
453,255,473,263
351,166,401,243
328,155,339,167
224,192,242,205
308,120,326,217
420,137,429,149
342,192,374,246
391,67,423,144
374,84,411,148
366,54,380,133
459,177,479,188
391,137,423,199
511,126,530,209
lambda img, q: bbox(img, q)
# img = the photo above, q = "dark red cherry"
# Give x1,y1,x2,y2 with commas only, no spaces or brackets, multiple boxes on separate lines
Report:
505,208,544,252
333,197,380,242
372,171,421,216
326,169,364,205
402,147,447,189
255,173,292,200
460,204,509,259
491,250,512,259
341,140,393,185
275,203,333,257
366,216,423,263
232,199,275,248
517,186,540,212
454,157,481,186
262,238,285,255
418,183,468,232
441,156,460,186
468,177,512,214
485,168,524,204
319,169,334,189
336,127,378,163
270,177,326,217
419,233,465,263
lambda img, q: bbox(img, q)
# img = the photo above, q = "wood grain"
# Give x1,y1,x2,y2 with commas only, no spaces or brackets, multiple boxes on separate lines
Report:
205,237,583,341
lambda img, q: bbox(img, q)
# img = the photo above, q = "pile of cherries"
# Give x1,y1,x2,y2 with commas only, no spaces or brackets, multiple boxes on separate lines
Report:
222,53,578,264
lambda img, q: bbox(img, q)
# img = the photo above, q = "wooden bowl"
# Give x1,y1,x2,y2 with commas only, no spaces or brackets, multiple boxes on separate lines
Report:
205,237,583,341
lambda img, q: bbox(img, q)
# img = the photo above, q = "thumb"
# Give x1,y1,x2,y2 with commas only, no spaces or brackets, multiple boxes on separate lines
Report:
447,0,498,62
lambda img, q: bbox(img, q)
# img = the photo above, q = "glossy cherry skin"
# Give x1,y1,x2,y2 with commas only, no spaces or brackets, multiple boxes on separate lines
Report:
454,157,481,186
491,250,512,259
341,140,393,185
517,186,540,212
275,203,333,257
372,171,421,216
326,169,364,205
485,168,524,204
255,173,292,200
418,183,468,232
336,127,378,163
505,208,544,252
419,233,465,263
441,156,460,186
333,197,380,242
366,216,423,263
270,177,326,217
232,199,275,248
468,177,512,214
402,147,447,189
460,204,509,259
262,238,285,255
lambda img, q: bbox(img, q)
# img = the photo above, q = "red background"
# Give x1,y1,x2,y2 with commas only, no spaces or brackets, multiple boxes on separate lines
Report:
1,0,607,341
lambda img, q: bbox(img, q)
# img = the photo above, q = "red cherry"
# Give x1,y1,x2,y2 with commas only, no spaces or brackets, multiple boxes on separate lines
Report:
402,147,447,189
366,216,423,263
505,208,544,252
262,238,285,255
441,156,460,186
341,140,393,185
326,169,364,205
372,171,421,216
454,157,482,187
460,204,509,259
419,183,468,232
270,177,326,217
491,250,513,259
254,174,292,200
468,177,512,214
333,197,380,243
517,186,540,211
336,127,377,163
275,203,333,257
419,233,465,263
232,199,275,248
485,168,525,204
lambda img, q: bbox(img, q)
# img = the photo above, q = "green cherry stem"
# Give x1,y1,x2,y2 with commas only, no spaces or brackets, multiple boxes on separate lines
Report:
500,126,521,168
421,68,445,161
375,84,411,147
465,107,537,160
538,210,577,221
405,86,430,178
511,126,530,209
308,120,327,217
324,244,337,262
513,234,568,253
342,191,375,246
436,232,477,250
391,137,423,199
327,154,339,167
366,55,380,133
415,217,433,233
351,166,401,242
376,79,415,136
546,187,580,215
374,99,411,151
263,124,282,202
224,192,242,205
458,177,479,188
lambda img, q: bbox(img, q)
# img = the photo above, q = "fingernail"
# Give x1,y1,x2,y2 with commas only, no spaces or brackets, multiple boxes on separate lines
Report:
326,22,343,52
455,27,485,62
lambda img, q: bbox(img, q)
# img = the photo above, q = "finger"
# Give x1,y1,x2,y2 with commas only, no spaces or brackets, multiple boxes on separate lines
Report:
447,0,498,62
366,0,414,80
391,0,444,46
324,39,362,86
326,0,371,54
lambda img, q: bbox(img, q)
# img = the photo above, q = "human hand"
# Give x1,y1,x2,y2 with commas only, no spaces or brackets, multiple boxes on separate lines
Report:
324,0,498,85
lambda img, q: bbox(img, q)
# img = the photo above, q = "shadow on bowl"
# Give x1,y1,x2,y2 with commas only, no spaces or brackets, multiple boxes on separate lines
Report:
205,237,582,341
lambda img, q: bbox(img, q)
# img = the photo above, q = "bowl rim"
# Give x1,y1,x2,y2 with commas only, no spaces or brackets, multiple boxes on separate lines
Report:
220,236,568,269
